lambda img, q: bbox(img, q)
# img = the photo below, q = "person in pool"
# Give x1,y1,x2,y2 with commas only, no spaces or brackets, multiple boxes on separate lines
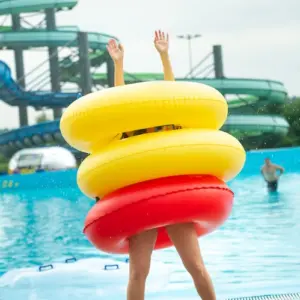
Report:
106,31,216,300
261,157,284,192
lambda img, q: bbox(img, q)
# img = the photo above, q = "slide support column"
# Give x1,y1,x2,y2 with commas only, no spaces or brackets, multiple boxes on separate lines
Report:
213,45,224,78
106,57,114,87
11,14,28,127
45,8,62,119
78,32,92,95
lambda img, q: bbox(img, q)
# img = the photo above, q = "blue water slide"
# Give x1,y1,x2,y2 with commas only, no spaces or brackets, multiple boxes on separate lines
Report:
0,60,80,107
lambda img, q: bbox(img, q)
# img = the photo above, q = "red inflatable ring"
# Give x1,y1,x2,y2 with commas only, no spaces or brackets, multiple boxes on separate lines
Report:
84,175,234,254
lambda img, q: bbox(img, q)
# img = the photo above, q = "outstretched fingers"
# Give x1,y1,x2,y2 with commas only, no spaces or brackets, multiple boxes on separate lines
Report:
107,39,118,50
154,30,159,42
106,39,114,54
106,39,124,60
154,30,168,42
118,43,124,52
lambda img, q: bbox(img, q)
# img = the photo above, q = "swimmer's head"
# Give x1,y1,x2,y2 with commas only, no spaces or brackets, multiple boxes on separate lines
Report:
265,157,271,165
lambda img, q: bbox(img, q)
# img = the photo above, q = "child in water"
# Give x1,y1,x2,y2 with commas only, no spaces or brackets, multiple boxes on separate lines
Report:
106,30,216,300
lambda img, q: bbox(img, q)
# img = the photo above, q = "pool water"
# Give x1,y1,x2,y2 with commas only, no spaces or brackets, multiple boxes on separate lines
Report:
0,173,300,299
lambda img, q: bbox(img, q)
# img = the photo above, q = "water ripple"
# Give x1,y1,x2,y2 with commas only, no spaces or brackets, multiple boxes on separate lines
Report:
0,174,300,298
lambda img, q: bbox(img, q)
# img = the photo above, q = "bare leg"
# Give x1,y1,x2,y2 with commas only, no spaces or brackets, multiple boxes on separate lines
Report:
127,229,157,300
166,223,216,300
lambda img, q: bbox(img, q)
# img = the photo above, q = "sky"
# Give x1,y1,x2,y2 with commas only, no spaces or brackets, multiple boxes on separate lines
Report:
0,0,299,128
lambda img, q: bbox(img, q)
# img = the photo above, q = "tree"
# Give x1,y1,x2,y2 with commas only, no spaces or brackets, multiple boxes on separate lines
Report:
36,112,50,124
0,152,8,174
256,97,300,148
281,98,300,146
0,129,9,173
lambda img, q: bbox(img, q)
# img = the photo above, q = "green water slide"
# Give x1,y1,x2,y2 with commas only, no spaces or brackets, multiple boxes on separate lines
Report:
0,24,108,81
0,0,77,14
0,0,117,69
0,0,287,110
82,73,287,110
0,25,117,50
0,0,116,97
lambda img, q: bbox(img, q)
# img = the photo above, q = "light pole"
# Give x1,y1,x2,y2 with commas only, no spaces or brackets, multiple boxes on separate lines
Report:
177,34,201,77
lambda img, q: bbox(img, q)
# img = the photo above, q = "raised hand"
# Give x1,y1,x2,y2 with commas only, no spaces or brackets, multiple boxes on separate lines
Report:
106,39,124,62
154,30,169,54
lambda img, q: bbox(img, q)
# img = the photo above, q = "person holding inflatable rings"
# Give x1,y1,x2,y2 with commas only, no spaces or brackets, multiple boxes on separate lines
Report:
106,30,216,300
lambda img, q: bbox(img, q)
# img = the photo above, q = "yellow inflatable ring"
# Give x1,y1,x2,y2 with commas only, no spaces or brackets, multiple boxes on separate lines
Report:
60,81,228,153
77,129,245,198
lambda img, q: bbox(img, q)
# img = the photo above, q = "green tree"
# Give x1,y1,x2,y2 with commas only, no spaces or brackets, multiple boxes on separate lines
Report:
257,102,283,115
256,97,300,148
280,98,300,146
0,152,8,173
36,112,50,124
0,129,9,173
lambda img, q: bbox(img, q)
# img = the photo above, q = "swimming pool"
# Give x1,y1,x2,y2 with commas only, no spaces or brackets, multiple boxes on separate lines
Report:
0,148,300,299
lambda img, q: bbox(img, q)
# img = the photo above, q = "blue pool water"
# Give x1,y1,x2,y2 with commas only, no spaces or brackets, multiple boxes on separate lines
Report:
0,148,300,299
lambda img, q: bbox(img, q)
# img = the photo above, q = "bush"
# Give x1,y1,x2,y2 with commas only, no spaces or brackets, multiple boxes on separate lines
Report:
0,153,8,173
256,97,300,148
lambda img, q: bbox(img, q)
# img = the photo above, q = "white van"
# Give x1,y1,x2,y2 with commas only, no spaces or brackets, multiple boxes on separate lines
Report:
8,147,77,174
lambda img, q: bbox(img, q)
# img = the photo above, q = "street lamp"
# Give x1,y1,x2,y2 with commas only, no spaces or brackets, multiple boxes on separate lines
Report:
177,34,201,77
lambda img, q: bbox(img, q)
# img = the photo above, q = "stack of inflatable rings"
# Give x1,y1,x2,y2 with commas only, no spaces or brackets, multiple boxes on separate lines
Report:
60,81,246,254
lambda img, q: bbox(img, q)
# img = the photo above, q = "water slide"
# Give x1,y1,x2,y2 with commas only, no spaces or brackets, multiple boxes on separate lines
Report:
0,60,80,107
0,0,290,157
0,60,290,156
